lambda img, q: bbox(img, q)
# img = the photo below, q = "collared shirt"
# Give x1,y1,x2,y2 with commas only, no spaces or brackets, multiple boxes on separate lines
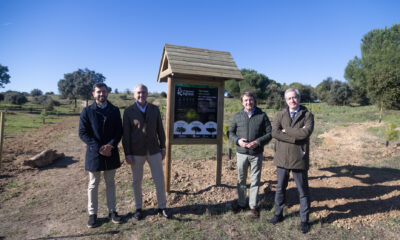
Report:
245,108,256,118
96,102,108,109
290,106,300,119
136,102,148,113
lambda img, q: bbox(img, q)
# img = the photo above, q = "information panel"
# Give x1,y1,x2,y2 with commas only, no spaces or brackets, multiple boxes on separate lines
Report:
174,83,218,139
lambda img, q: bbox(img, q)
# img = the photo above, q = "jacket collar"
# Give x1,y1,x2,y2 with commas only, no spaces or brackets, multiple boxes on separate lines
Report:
286,105,307,126
241,106,261,116
89,100,115,112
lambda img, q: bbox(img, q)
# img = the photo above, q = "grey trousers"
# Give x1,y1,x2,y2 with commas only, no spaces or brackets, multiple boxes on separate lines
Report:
130,152,167,209
88,169,116,215
236,152,263,209
274,167,310,222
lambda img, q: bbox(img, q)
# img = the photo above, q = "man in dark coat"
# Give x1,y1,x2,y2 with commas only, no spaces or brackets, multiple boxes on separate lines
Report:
269,88,314,233
79,83,123,228
228,91,272,218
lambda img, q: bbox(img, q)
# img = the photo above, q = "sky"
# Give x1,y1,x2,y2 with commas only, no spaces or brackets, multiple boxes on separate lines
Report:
0,0,399,94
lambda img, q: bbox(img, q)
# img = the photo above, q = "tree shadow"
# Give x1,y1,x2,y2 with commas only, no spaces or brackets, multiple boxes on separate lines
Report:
270,165,400,224
39,156,78,170
164,182,274,222
317,165,400,184
28,229,121,240
312,196,400,224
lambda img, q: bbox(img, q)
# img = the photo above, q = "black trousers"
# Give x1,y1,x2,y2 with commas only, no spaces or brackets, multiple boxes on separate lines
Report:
274,167,310,222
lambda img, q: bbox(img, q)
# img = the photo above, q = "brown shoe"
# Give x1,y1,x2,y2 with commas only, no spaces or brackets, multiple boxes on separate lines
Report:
250,208,259,218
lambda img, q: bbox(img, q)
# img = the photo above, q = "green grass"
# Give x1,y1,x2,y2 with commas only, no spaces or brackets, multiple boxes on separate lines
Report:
4,112,61,135
2,95,400,239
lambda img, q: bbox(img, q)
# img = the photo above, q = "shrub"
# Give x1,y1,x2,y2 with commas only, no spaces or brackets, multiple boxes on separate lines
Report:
4,91,28,105
119,95,128,100
30,89,43,96
32,95,59,110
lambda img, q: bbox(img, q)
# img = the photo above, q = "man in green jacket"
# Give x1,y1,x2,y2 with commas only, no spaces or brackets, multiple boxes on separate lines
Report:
269,88,314,234
228,92,272,218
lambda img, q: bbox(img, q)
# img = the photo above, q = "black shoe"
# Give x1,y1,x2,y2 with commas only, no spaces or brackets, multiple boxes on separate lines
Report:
158,208,170,219
269,214,284,225
87,214,98,228
109,211,122,224
232,204,247,214
301,222,309,233
133,209,143,220
250,208,260,218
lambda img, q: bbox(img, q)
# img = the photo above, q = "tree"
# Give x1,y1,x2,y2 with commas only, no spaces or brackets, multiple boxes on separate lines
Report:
114,88,119,94
30,88,43,96
344,57,369,105
192,126,201,135
315,77,333,102
225,79,241,97
327,80,352,106
176,127,186,135
360,24,400,111
58,68,106,107
287,82,317,103
264,82,285,110
226,68,272,99
239,69,271,99
58,73,78,107
0,64,11,88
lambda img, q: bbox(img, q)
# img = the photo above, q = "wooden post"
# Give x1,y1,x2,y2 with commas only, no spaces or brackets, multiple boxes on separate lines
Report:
216,81,225,185
0,112,5,169
164,76,175,192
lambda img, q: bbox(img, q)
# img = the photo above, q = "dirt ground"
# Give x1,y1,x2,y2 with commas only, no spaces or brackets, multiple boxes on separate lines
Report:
0,117,400,239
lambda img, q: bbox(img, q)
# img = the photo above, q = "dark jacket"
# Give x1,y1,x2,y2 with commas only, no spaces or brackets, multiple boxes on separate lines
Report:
122,102,166,156
228,107,272,155
272,105,314,170
79,101,122,172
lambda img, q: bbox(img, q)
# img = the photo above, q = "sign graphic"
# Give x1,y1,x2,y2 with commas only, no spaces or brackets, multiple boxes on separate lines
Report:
174,83,218,138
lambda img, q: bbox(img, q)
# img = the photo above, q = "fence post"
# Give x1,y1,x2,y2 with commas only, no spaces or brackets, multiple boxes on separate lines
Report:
0,112,5,169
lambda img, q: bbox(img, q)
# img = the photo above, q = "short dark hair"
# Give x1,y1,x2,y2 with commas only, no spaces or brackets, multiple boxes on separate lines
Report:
240,91,257,105
92,82,108,92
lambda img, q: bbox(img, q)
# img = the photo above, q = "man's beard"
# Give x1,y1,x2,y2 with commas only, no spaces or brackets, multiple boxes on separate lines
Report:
97,96,107,103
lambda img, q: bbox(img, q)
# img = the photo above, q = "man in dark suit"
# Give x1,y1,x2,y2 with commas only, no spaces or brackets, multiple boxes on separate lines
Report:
269,88,314,233
79,83,123,228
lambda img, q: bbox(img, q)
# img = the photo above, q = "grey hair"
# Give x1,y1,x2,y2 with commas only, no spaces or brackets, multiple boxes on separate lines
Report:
133,84,148,93
284,88,301,99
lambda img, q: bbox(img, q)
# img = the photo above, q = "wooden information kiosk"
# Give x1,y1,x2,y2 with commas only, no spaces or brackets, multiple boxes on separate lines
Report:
157,44,242,192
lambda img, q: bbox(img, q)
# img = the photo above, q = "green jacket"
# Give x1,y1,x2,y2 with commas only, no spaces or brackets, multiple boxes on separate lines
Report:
228,107,272,155
272,105,314,170
122,102,166,156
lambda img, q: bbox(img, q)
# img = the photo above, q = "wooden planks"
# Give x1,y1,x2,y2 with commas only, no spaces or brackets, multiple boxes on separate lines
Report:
158,44,243,82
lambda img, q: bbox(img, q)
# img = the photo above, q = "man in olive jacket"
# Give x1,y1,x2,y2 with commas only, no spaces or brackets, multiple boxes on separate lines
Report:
122,84,169,220
228,92,272,218
79,83,123,228
269,88,314,234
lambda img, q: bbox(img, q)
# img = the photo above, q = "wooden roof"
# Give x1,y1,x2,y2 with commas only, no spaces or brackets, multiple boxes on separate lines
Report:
157,44,243,82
